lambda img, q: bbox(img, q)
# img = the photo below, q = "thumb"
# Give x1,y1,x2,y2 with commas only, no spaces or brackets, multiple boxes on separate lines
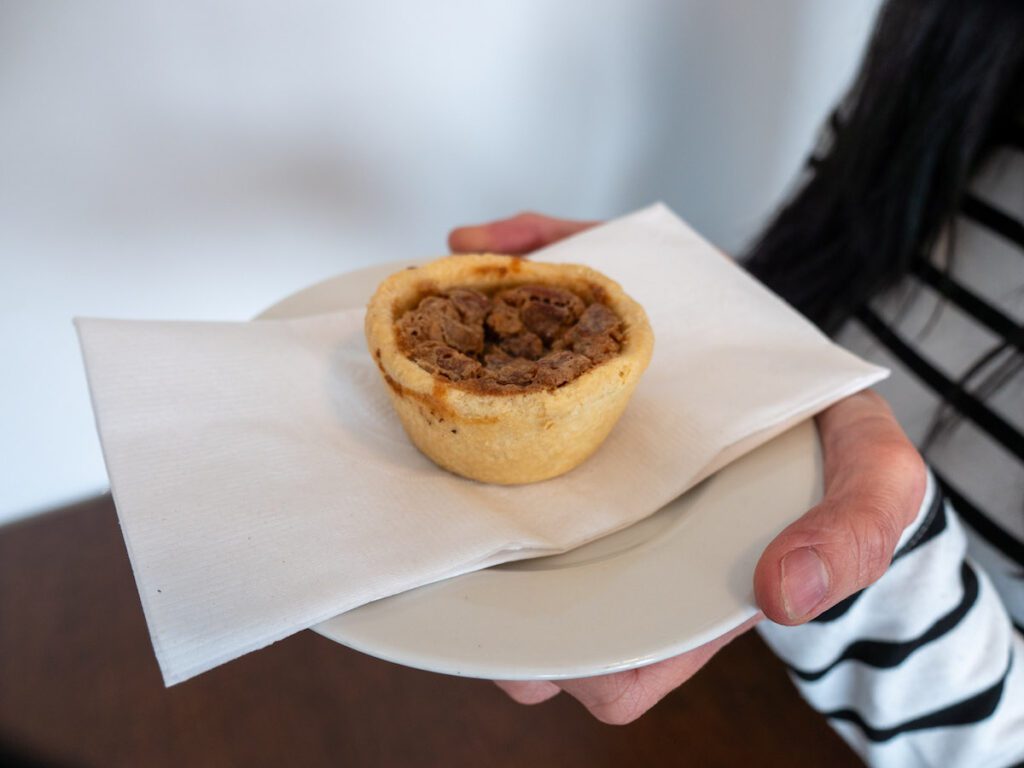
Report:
754,391,927,625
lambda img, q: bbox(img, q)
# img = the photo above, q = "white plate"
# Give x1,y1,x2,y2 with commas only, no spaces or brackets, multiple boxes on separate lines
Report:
260,262,823,680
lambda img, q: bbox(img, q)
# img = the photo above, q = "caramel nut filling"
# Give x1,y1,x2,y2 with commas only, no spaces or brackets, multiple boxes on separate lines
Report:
396,283,624,393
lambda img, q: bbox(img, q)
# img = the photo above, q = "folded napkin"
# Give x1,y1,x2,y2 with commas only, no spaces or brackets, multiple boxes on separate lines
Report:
76,203,886,685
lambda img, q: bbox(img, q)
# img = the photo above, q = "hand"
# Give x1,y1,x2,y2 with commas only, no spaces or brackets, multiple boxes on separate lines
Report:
449,213,928,724
496,614,762,724
448,212,599,255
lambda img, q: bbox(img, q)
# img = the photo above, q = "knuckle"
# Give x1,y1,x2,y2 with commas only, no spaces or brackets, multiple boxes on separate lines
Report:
848,492,903,585
880,435,925,474
874,441,927,522
893,445,927,502
498,681,547,705
836,437,925,552
592,698,645,726
588,674,650,725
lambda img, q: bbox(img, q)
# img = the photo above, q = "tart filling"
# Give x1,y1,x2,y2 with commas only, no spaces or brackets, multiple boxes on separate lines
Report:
396,283,624,393
365,253,653,484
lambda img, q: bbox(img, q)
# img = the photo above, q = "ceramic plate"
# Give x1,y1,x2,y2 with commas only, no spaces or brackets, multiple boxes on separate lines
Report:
259,262,823,680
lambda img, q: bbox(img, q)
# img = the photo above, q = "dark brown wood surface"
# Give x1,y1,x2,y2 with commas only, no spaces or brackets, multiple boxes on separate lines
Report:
0,495,861,768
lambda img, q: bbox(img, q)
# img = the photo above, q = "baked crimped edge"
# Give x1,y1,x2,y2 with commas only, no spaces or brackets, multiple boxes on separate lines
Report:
364,253,654,484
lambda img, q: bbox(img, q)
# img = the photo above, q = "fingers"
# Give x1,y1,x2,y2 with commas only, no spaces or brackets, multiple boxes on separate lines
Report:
754,390,927,625
492,618,761,722
556,614,761,725
448,212,598,255
494,679,561,705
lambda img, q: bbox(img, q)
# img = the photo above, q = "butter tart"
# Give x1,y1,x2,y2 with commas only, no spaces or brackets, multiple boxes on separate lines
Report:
365,254,653,484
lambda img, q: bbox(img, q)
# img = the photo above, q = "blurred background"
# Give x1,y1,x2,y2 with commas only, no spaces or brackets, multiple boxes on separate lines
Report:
0,0,882,525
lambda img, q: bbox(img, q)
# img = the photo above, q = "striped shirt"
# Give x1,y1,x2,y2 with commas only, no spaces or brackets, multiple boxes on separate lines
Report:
757,142,1024,767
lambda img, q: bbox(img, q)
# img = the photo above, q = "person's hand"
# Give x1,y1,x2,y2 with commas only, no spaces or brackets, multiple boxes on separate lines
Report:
448,212,599,255
495,613,762,724
448,213,928,724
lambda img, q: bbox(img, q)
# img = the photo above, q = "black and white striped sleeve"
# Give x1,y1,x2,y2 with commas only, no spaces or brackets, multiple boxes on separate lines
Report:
757,472,1024,768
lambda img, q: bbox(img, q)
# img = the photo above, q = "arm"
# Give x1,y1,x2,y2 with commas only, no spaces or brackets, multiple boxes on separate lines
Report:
758,471,1024,768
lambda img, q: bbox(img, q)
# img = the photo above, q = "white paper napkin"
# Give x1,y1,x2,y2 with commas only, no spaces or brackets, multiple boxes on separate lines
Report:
76,203,886,686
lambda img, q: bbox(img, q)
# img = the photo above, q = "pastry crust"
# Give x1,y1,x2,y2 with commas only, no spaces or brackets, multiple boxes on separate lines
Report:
365,254,654,484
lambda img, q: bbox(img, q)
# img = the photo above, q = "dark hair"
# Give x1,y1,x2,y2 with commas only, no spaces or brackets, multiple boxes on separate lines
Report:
745,0,1024,335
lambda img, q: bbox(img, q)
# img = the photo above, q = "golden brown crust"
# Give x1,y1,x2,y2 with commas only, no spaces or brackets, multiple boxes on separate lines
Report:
365,254,654,484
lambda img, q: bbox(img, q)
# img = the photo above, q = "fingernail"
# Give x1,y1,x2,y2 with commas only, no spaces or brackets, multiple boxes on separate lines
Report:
781,547,829,620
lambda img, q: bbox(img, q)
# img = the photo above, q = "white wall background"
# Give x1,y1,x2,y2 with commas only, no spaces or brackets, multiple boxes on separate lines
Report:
0,0,882,525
